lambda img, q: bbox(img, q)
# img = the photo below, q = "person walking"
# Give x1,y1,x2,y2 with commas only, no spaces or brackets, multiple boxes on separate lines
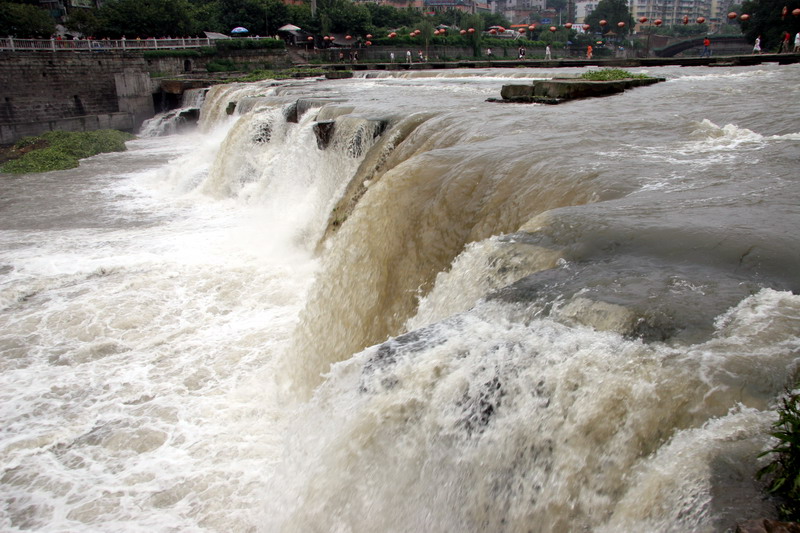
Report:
753,35,762,54
780,31,790,53
794,32,800,53
700,36,711,57
545,45,551,60
406,50,412,63
586,44,592,59
487,47,493,59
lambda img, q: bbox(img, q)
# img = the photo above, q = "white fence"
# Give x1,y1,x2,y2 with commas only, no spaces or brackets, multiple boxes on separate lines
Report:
0,37,213,52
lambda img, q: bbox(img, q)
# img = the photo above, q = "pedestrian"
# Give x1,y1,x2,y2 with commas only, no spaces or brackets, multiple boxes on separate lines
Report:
780,31,790,53
753,35,761,54
390,52,395,63
418,50,424,62
701,36,711,57
406,50,411,63
545,44,551,60
517,46,525,59
487,47,493,59
586,44,592,59
794,32,800,53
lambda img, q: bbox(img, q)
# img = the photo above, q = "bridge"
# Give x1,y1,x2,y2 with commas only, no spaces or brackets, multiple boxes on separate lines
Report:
0,37,213,52
654,36,750,57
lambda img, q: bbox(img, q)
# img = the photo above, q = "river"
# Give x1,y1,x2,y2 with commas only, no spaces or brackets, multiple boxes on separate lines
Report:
1,64,799,532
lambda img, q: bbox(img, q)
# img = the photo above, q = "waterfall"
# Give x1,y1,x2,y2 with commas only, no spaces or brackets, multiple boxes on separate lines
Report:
139,88,209,137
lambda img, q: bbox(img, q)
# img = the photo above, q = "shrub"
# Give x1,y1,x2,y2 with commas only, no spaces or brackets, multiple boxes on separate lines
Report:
214,38,285,51
206,59,239,72
758,388,800,521
0,130,135,174
579,68,651,81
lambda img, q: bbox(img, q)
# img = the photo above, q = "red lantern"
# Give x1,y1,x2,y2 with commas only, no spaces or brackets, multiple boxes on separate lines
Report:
617,21,626,28
414,29,421,35
654,18,663,25
345,35,352,40
389,32,396,38
583,23,591,30
468,28,475,33
727,12,737,19
549,26,557,32
409,32,414,37
639,17,648,23
489,29,497,34
739,13,750,20
528,24,536,31
565,22,573,29
366,34,372,39
307,36,313,41
323,36,329,41
793,7,800,16
498,26,506,32
365,40,372,46
460,29,467,35
682,15,689,24
696,17,705,23
439,28,446,34
519,28,526,33
599,19,607,26
433,30,440,35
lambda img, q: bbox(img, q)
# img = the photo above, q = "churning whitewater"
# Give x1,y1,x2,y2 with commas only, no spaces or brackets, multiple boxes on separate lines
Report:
1,65,800,532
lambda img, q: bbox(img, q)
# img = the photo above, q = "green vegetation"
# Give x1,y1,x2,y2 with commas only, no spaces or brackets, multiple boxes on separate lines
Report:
214,38,285,51
741,0,800,52
233,66,327,82
0,130,135,174
758,388,800,521
0,1,55,38
579,68,651,80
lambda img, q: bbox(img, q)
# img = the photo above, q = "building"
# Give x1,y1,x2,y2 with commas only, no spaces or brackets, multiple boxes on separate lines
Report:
575,0,597,23
630,0,713,28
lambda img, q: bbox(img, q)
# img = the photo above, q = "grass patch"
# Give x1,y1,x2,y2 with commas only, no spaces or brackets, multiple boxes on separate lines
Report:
579,68,652,81
758,387,800,521
0,130,135,174
232,67,327,82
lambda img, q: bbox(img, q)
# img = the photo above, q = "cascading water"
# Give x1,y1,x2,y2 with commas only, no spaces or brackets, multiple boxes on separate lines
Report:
1,66,799,533
139,88,209,137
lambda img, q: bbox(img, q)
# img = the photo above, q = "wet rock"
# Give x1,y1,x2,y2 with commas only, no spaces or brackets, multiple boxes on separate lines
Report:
735,519,800,533
313,120,335,149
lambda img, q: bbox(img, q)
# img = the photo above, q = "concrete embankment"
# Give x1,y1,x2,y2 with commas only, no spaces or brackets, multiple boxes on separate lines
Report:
495,77,665,104
321,52,800,72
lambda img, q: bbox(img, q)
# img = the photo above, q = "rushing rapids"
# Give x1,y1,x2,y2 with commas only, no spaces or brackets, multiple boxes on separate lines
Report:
1,65,799,532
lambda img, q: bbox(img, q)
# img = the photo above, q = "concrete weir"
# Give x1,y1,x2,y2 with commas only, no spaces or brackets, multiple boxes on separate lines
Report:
494,77,665,104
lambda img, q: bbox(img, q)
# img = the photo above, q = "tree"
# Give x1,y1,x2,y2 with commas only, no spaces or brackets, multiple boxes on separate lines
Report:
94,0,195,38
584,0,634,35
462,13,483,56
0,2,55,37
740,0,800,51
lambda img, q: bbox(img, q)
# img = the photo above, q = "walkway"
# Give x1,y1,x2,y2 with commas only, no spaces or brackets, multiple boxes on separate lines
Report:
0,37,213,52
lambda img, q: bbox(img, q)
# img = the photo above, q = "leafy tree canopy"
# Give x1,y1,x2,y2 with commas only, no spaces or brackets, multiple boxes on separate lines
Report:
584,0,634,35
740,0,800,51
94,0,196,38
0,2,55,37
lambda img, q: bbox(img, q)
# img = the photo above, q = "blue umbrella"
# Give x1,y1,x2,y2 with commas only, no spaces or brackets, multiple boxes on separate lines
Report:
231,27,249,34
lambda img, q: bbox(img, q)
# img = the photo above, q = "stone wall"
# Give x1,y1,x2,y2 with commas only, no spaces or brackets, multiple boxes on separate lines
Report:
0,50,153,144
0,48,292,144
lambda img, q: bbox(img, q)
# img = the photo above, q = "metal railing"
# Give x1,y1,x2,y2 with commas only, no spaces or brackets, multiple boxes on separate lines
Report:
0,37,213,52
